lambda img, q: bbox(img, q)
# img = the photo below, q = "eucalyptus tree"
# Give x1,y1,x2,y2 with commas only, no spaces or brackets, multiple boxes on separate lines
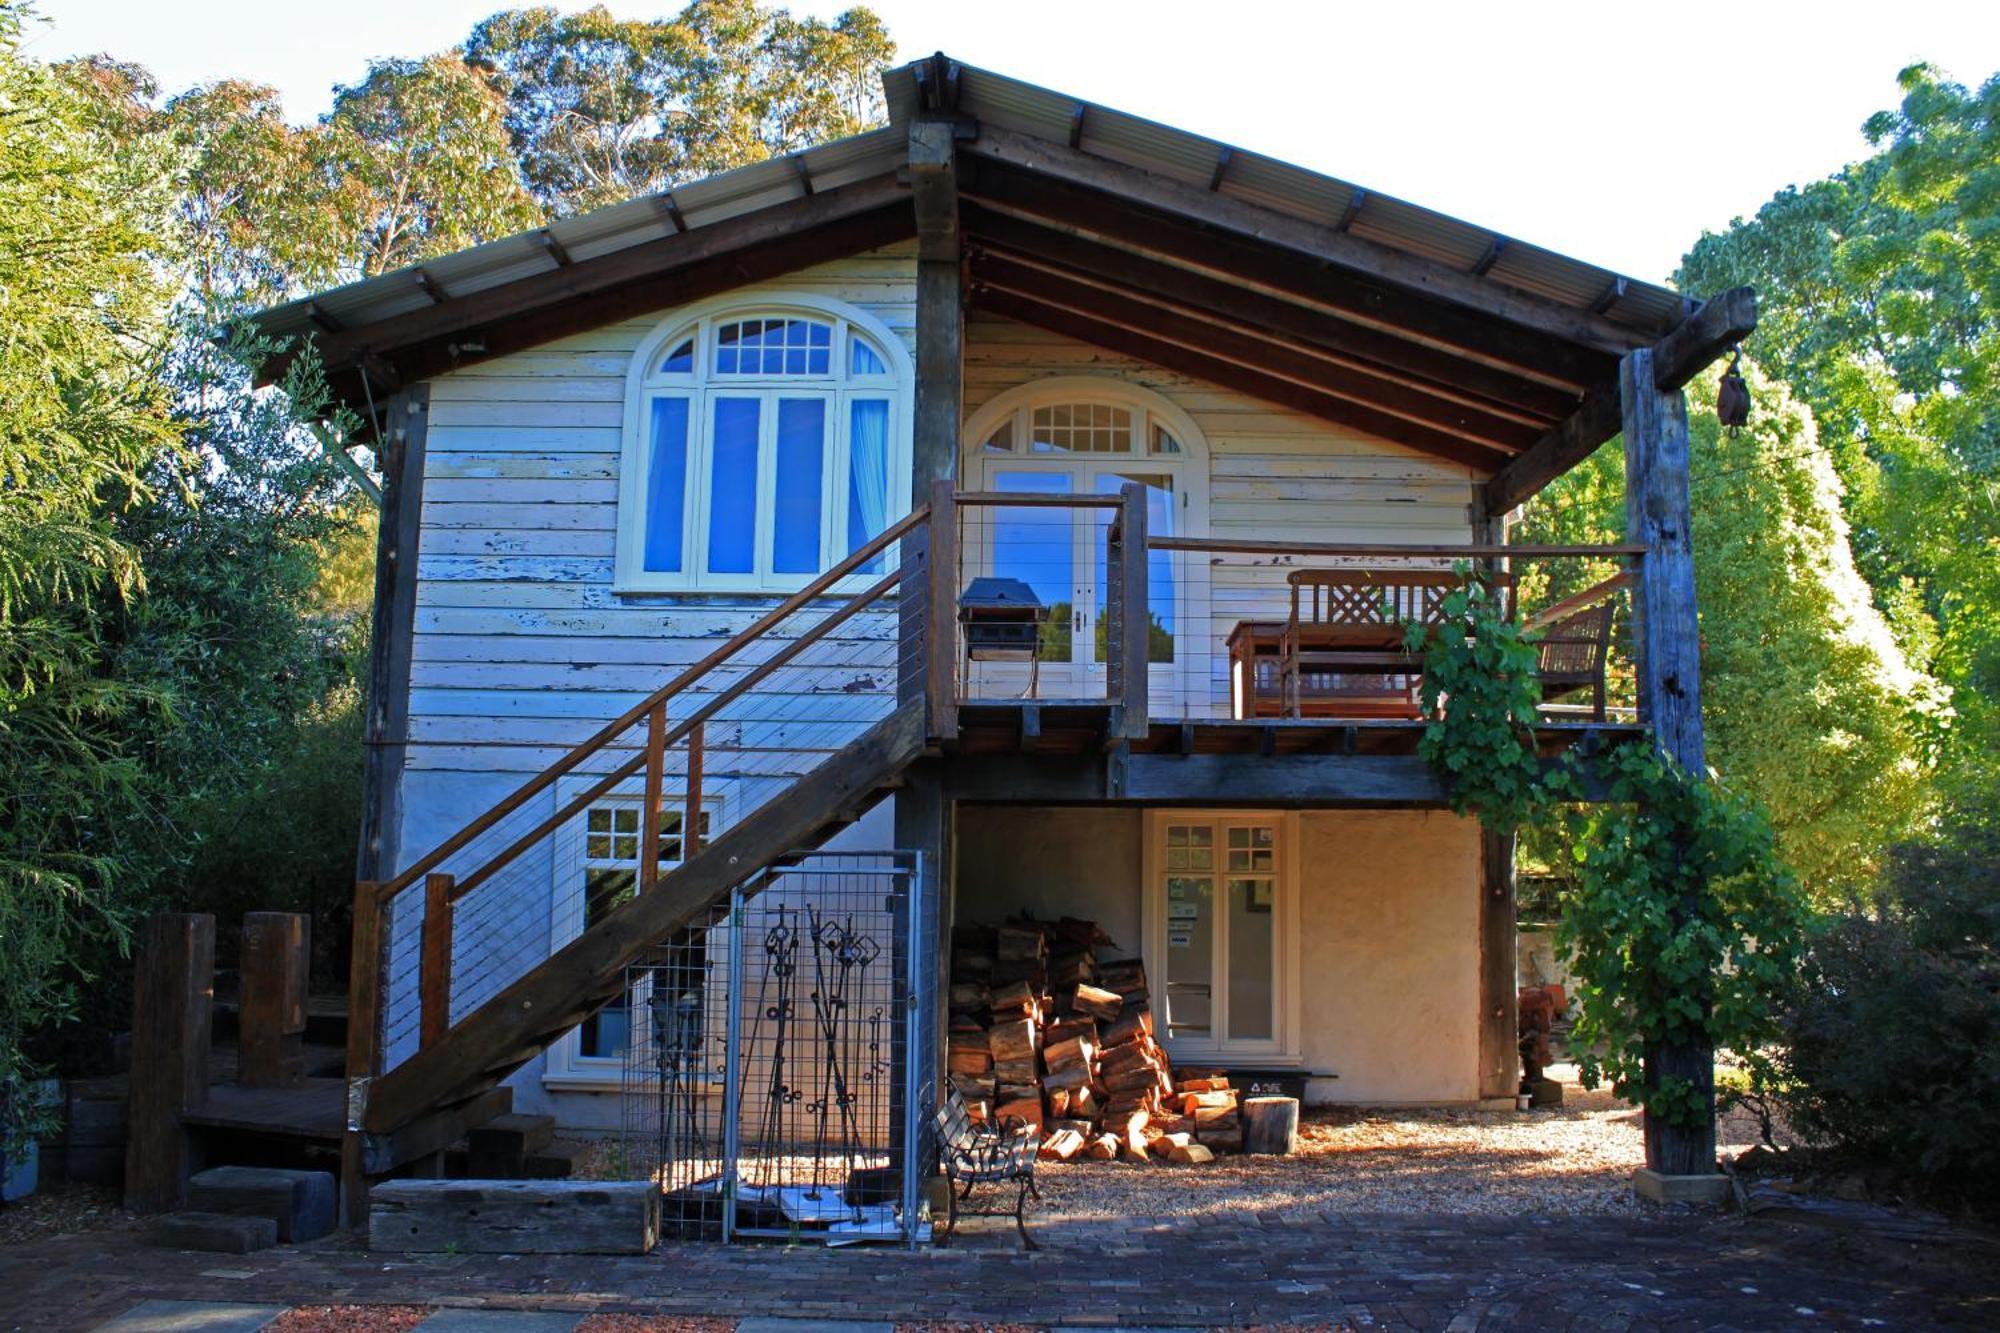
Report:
465,0,893,215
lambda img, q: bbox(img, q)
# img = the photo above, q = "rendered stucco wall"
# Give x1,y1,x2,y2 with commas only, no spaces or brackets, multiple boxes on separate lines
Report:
953,806,1484,1106
1297,810,1482,1104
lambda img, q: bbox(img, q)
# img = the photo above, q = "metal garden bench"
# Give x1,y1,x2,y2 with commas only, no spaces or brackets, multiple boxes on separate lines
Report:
932,1084,1040,1249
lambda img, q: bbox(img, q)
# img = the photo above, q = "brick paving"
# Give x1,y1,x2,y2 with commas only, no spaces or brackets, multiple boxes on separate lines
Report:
2,1206,1995,1332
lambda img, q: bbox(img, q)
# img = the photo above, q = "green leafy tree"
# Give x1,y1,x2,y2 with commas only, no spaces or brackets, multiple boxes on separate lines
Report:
318,54,543,277
466,0,893,215
1678,63,2000,829
0,0,182,1150
1516,368,1931,899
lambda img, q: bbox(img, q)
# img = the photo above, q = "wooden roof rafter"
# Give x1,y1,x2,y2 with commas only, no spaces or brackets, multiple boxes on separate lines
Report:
971,283,1516,473
960,157,1615,392
968,248,1545,454
961,201,1578,421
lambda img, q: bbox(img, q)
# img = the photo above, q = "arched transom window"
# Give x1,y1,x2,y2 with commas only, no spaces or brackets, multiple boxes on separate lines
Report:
617,297,912,592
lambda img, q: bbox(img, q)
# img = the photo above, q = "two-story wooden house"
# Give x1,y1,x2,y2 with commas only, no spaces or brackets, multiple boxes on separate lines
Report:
250,54,1749,1226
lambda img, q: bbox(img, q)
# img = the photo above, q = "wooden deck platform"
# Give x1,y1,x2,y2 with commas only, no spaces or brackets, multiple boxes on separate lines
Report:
939,704,1643,806
184,1078,347,1144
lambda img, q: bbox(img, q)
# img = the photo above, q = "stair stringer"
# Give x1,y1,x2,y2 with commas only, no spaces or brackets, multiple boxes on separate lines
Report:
361,700,929,1136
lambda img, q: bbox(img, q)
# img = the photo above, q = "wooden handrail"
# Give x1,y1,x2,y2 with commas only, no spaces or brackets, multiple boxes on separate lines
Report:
444,567,905,902
1148,537,1647,559
951,490,1128,509
375,505,929,900
1524,572,1632,632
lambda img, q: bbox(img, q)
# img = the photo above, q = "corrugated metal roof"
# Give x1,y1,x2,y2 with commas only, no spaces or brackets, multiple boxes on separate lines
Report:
255,54,1686,344
885,57,1687,336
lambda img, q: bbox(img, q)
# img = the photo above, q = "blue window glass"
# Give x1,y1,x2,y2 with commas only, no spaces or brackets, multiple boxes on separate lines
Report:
707,398,760,574
773,398,825,574
659,338,694,374
849,336,887,375
714,318,831,376
846,399,890,568
642,396,689,572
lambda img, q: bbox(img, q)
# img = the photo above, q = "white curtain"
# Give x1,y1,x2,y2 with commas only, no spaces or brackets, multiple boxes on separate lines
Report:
848,399,890,556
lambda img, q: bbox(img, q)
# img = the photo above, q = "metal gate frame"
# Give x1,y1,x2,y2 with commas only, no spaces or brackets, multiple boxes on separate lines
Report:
623,849,929,1246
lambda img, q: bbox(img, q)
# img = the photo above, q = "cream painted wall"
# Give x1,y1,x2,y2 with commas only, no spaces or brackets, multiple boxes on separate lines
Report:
1297,810,1483,1104
954,805,1484,1106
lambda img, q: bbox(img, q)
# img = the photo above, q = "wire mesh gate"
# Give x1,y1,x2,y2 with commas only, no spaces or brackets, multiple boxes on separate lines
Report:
621,851,929,1245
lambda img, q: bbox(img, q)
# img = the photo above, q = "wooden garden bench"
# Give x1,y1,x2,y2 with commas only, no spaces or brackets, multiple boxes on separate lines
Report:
932,1084,1040,1249
1524,573,1627,721
1277,569,1515,718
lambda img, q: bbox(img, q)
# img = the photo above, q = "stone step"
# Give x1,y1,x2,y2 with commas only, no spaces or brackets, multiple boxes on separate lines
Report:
369,1179,659,1254
153,1210,279,1254
187,1165,336,1243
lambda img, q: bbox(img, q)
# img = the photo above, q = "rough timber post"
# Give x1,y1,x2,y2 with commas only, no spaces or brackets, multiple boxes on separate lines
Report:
125,913,214,1212
897,84,965,1161
1471,485,1519,1102
1621,346,1715,1178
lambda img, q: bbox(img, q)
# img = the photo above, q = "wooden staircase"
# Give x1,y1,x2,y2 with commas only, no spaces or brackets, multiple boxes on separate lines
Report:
343,506,938,1217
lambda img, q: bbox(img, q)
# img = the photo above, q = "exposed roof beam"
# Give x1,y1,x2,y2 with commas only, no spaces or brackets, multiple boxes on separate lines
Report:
1590,276,1627,316
264,174,910,387
971,248,1544,451
1482,286,1759,513
305,301,341,334
1067,102,1086,148
1481,383,1622,517
964,204,1575,419
1335,188,1367,233
973,285,1515,473
1472,237,1505,277
536,228,573,267
909,119,960,263
656,192,689,233
1208,145,1233,192
413,268,447,305
790,153,814,196
962,160,1610,391
1651,286,1756,392
964,125,1656,353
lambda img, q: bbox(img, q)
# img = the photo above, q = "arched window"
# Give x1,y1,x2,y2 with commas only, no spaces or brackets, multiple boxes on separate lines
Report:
616,295,912,592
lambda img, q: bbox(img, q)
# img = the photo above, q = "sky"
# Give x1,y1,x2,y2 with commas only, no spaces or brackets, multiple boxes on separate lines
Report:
32,0,2000,282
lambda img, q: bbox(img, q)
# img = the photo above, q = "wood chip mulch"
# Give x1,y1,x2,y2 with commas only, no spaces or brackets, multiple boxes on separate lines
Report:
0,1181,142,1245
576,1318,736,1332
264,1307,431,1332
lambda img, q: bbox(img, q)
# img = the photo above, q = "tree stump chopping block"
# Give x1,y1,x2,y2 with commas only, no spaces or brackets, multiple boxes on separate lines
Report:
1242,1096,1300,1155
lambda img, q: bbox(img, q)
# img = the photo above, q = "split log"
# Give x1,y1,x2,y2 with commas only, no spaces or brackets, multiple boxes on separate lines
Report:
1038,1128,1086,1161
993,1057,1039,1086
1100,1007,1154,1048
1044,1017,1098,1048
1100,1041,1160,1079
1166,1141,1215,1165
1242,1096,1301,1156
996,925,1047,962
1086,1133,1120,1160
994,1092,1044,1130
988,1018,1037,1064
1044,1035,1094,1072
947,1048,993,1075
1177,1076,1230,1093
1071,984,1123,1022
989,979,1036,1014
1193,1105,1240,1132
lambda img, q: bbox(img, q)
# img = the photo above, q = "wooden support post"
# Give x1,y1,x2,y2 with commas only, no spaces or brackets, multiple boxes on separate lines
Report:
420,874,454,1050
357,388,429,885
125,913,214,1212
239,912,309,1089
1113,482,1149,737
639,704,665,894
1621,346,1715,1178
1471,485,1519,1101
904,116,963,733
928,479,959,740
684,721,705,854
343,882,384,1227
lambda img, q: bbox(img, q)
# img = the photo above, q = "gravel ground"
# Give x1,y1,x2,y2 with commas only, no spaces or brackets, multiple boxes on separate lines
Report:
264,1306,432,1332
0,1181,140,1246
1032,1064,1767,1219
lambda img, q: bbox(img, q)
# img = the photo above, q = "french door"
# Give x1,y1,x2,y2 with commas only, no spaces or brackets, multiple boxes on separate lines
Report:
973,460,1181,703
1145,812,1298,1064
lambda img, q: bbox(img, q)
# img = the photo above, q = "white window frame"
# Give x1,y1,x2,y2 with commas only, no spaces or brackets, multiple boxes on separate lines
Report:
544,782,720,1089
1139,809,1302,1065
615,292,914,594
960,377,1214,715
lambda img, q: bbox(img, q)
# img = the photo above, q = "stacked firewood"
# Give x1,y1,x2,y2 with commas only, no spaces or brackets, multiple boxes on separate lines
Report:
944,916,1242,1164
